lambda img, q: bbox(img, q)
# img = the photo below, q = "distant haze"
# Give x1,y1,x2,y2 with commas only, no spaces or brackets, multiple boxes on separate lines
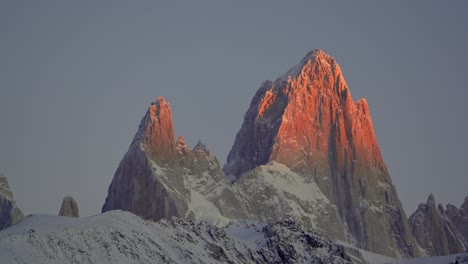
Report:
1,1,467,217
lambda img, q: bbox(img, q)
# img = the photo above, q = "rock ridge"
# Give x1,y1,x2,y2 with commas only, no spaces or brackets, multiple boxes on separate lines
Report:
409,194,466,256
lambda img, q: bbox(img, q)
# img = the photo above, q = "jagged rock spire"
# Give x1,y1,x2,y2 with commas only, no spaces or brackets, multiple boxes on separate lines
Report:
131,96,177,166
193,139,210,158
445,196,468,249
0,173,24,230
59,196,79,217
409,194,466,256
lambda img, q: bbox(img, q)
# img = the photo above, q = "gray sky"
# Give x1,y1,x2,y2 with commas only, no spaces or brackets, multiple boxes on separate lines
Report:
1,1,467,217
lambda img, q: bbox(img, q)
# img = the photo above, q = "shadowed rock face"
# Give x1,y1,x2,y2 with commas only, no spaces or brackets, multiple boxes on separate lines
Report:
0,174,24,230
58,196,79,217
102,97,189,221
409,194,465,256
446,197,468,248
224,49,420,257
102,97,248,223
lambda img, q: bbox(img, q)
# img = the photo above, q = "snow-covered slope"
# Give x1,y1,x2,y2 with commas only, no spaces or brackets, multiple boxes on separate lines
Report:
233,161,347,241
0,210,351,264
1,210,466,264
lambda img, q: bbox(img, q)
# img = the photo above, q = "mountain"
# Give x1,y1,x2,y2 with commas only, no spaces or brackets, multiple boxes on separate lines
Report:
0,173,24,231
102,97,248,225
445,197,468,248
408,194,465,256
224,49,421,257
1,210,467,264
58,196,79,217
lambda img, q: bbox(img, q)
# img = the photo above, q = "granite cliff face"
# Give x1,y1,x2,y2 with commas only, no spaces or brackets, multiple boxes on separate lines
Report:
224,50,420,257
102,97,247,224
102,97,188,221
0,174,24,230
444,197,468,248
59,196,79,217
408,194,466,256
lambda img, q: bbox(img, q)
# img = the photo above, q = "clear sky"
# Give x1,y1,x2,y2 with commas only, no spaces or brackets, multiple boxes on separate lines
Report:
1,1,467,217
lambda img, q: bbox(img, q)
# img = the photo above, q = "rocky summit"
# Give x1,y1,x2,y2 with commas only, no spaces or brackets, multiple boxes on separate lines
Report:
0,174,24,231
446,197,468,248
102,97,247,225
58,196,79,217
409,194,466,256
224,49,421,257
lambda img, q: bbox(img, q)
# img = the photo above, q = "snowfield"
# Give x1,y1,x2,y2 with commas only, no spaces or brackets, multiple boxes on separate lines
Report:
0,210,466,264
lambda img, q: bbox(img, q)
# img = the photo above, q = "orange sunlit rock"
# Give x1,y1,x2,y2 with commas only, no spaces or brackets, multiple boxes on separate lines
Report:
135,96,177,165
224,49,420,257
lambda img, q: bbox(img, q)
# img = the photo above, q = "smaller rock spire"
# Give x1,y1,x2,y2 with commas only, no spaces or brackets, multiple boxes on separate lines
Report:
193,139,210,158
193,140,207,152
59,196,79,217
0,174,24,230
462,196,468,211
176,135,189,152
427,193,436,206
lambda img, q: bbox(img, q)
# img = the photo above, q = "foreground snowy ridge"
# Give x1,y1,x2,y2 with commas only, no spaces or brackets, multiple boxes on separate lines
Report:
0,210,467,264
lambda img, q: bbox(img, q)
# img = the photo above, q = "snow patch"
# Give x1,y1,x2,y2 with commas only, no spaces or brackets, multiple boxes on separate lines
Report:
186,190,231,227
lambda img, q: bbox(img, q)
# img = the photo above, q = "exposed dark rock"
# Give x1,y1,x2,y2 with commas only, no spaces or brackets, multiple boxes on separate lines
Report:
0,173,24,230
59,196,79,217
409,194,465,256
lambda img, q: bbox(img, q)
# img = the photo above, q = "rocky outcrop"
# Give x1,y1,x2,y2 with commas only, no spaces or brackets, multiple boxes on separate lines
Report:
408,194,465,256
224,49,421,257
446,196,468,248
102,97,248,224
58,196,79,217
0,174,24,230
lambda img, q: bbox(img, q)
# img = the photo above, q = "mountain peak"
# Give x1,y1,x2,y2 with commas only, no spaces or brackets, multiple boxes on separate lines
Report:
59,196,79,217
153,95,167,105
193,140,207,151
427,193,436,206
131,97,176,165
462,196,468,211
175,134,193,161
0,173,13,200
193,140,210,157
278,49,341,82
224,49,420,257
0,173,24,230
176,135,186,145
301,49,332,62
